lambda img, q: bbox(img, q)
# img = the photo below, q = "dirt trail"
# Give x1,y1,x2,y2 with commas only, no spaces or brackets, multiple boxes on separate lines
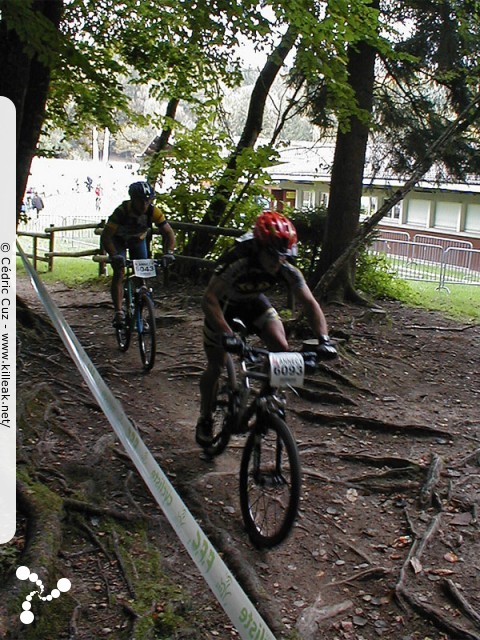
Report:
12,273,480,640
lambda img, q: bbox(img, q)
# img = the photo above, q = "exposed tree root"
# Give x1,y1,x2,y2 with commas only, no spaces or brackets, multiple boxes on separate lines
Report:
419,453,444,507
64,497,140,522
443,578,480,629
404,323,477,332
397,587,480,640
178,486,290,639
321,566,391,589
294,386,357,405
0,478,66,636
338,453,423,470
294,408,454,437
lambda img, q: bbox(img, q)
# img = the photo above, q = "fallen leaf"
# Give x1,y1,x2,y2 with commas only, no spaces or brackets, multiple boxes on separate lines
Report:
410,557,423,574
444,552,459,563
450,512,472,526
428,568,455,576
392,535,412,548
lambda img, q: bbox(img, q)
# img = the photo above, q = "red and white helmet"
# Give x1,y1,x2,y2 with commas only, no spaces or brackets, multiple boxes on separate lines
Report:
253,211,298,256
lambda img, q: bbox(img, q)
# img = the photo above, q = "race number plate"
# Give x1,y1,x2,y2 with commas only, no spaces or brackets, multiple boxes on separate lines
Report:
268,352,304,388
133,259,156,278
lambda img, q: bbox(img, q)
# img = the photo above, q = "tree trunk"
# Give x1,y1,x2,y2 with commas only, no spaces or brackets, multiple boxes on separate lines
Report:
146,97,180,187
185,26,298,258
312,90,480,299
0,0,64,226
309,30,377,302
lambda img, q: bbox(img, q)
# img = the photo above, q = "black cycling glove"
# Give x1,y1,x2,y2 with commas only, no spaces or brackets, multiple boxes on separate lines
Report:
316,335,338,360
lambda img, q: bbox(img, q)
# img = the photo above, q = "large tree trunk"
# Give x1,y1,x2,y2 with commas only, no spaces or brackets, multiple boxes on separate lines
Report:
309,9,378,303
312,90,480,299
0,0,63,226
185,26,297,258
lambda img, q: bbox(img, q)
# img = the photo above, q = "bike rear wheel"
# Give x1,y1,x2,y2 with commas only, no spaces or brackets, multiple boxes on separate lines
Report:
137,291,156,371
115,295,131,352
239,413,301,548
205,354,237,457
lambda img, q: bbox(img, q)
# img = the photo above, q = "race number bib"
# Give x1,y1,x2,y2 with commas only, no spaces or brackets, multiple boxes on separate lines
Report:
133,259,156,278
268,353,304,388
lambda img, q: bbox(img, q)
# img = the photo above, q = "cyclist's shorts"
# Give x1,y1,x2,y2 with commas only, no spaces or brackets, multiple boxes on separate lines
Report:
113,237,148,259
203,294,281,349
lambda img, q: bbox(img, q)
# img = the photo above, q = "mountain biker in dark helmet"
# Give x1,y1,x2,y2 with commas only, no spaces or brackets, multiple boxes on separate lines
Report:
101,181,176,327
195,210,337,447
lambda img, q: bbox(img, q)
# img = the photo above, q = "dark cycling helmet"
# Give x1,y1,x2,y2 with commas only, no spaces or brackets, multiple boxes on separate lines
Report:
128,181,155,200
253,210,298,256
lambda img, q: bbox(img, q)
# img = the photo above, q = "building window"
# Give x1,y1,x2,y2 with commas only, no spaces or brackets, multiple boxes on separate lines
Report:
384,202,401,220
360,196,378,218
406,199,429,227
465,204,480,233
433,201,460,231
301,190,315,208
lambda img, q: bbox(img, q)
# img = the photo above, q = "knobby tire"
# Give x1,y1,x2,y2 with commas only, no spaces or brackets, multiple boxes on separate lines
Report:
205,354,237,457
138,291,156,371
239,413,301,548
115,294,131,352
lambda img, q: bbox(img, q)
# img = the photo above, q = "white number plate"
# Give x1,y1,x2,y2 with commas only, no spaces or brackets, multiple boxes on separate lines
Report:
133,259,156,278
268,352,304,388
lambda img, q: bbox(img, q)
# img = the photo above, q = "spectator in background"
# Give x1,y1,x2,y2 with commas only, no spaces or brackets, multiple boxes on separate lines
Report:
31,192,44,218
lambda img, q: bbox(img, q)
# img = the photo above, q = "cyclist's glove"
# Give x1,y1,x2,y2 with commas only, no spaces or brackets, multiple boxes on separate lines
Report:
222,333,244,354
316,335,338,360
110,254,126,267
161,252,175,268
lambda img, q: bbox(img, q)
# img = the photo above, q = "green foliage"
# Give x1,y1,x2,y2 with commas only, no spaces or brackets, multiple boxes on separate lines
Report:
355,249,419,302
289,206,328,279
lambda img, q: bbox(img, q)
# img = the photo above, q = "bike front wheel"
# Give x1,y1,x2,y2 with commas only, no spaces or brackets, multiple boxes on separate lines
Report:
205,353,237,457
115,296,131,352
137,291,156,371
239,413,301,548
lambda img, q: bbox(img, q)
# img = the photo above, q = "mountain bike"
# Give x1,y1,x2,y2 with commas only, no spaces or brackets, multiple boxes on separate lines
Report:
95,255,169,371
203,319,318,548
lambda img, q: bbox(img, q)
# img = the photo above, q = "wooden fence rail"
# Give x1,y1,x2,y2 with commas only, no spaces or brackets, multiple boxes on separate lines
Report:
17,220,244,274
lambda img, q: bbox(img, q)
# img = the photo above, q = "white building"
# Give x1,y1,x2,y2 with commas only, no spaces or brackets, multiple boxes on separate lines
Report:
266,142,480,250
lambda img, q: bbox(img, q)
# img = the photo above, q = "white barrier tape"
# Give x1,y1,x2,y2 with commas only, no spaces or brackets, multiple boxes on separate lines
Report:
17,242,277,640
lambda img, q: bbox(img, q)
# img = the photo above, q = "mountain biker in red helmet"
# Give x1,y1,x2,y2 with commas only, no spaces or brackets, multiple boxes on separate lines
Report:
101,181,176,327
195,210,337,447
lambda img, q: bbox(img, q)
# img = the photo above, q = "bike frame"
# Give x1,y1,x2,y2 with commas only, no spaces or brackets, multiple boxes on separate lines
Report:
123,264,153,332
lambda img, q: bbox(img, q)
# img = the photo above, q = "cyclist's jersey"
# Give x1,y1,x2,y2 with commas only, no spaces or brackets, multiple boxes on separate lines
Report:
214,237,306,305
105,201,167,241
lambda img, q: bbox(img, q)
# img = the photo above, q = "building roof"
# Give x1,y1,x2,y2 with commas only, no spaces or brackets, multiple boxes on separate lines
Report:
266,141,480,195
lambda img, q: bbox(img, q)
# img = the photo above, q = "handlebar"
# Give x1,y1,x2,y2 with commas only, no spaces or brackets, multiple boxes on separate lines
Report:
222,333,318,374
92,255,174,270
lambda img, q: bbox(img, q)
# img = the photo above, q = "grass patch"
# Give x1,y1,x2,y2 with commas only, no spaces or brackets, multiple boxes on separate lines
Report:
17,256,107,288
398,281,480,322
356,251,480,322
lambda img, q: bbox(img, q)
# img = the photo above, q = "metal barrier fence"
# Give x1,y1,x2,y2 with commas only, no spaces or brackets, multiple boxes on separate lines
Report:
17,218,480,290
18,214,102,261
412,233,473,252
371,238,480,289
377,230,410,242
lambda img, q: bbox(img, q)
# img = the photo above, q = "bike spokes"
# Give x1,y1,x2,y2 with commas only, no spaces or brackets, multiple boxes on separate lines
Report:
138,293,156,371
239,415,301,548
